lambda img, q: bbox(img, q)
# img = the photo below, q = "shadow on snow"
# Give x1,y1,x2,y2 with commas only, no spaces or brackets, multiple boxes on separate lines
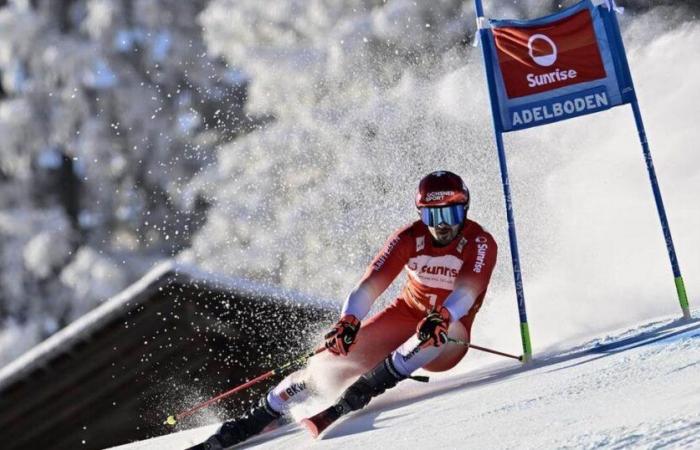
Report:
236,315,700,445
323,316,700,440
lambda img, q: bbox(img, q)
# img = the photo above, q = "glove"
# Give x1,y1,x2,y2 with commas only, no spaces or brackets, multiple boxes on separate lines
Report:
417,307,450,348
325,315,361,356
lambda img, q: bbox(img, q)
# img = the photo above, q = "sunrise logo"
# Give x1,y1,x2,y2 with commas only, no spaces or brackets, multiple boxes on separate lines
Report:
528,34,557,67
525,32,577,88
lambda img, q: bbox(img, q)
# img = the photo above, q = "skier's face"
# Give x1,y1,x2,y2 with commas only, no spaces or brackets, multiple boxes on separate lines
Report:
428,222,461,246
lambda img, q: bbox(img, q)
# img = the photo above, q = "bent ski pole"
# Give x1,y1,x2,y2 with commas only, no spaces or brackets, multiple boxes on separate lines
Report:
448,338,523,362
165,346,325,426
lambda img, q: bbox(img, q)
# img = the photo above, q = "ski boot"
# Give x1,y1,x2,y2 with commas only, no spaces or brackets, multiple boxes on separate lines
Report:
338,356,407,412
301,356,416,437
186,396,281,450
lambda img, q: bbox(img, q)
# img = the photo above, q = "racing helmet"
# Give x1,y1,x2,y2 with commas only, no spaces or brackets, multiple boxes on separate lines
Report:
415,171,470,227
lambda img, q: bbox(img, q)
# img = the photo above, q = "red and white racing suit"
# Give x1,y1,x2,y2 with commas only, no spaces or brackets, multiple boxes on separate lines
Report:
267,219,497,413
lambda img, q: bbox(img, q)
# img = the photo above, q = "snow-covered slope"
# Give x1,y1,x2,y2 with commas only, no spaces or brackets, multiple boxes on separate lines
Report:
112,313,700,449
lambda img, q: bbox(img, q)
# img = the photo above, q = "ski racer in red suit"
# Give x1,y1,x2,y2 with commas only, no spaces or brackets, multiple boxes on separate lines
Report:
192,171,498,449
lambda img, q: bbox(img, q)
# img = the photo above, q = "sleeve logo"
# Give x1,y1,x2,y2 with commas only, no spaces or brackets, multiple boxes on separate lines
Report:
473,236,489,273
373,236,401,271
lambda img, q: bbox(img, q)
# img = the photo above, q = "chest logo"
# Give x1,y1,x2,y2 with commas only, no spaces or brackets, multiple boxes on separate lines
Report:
416,236,425,252
456,237,468,253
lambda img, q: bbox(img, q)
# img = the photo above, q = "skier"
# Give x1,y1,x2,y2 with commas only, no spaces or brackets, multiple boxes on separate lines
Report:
190,170,498,449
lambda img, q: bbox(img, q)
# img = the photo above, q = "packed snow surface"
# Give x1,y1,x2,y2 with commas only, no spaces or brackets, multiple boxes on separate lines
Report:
113,313,700,449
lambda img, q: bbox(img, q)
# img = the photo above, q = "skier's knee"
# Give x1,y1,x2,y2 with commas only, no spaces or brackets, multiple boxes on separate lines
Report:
422,348,466,372
267,371,310,413
423,321,469,372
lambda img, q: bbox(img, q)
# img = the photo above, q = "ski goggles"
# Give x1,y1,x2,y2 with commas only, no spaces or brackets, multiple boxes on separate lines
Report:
420,204,466,227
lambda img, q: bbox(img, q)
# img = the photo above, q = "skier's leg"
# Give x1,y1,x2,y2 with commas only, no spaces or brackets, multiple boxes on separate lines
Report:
266,369,310,413
423,314,473,372
395,299,482,373
393,319,469,374
188,394,282,450
192,301,419,448
333,355,407,413
305,299,418,395
191,369,309,449
333,314,472,414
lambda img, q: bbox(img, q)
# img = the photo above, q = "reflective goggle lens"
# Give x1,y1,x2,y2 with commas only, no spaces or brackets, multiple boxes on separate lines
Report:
420,205,466,227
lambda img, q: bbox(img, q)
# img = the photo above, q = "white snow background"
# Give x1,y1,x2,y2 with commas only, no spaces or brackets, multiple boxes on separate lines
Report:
114,3,700,449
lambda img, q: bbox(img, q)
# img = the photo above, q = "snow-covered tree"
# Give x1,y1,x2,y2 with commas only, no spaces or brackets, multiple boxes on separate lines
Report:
0,0,247,364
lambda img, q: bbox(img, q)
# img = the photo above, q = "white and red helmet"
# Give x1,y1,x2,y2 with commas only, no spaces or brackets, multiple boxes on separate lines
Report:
415,171,470,227
415,171,470,208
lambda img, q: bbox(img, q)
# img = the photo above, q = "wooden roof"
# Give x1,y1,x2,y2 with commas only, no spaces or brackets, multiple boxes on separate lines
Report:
0,262,334,450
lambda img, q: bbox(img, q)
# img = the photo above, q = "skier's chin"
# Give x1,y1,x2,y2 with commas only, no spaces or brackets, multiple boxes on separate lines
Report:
429,225,460,246
433,235,453,246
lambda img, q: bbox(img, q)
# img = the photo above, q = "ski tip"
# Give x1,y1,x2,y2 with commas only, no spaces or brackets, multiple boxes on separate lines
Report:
301,418,321,438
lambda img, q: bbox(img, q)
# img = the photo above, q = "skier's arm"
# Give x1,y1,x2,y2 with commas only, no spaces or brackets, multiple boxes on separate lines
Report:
443,233,498,322
442,285,481,323
340,284,374,320
340,228,412,320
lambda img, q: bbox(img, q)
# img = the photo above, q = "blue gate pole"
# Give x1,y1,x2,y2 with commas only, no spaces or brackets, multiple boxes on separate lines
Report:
493,131,533,361
607,6,692,319
474,0,533,361
630,99,691,319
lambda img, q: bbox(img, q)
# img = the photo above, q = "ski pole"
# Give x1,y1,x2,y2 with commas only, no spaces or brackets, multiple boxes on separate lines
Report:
165,346,326,426
448,338,523,362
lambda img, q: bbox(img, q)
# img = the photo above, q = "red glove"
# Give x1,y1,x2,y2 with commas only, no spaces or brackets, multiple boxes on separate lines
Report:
324,315,361,356
417,307,450,348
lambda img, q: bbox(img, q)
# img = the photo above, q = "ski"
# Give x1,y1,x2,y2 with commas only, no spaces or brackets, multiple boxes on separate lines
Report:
300,403,347,438
184,443,207,450
184,437,222,450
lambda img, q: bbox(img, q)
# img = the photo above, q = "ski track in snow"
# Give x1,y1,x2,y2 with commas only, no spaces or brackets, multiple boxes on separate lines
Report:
113,314,700,450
